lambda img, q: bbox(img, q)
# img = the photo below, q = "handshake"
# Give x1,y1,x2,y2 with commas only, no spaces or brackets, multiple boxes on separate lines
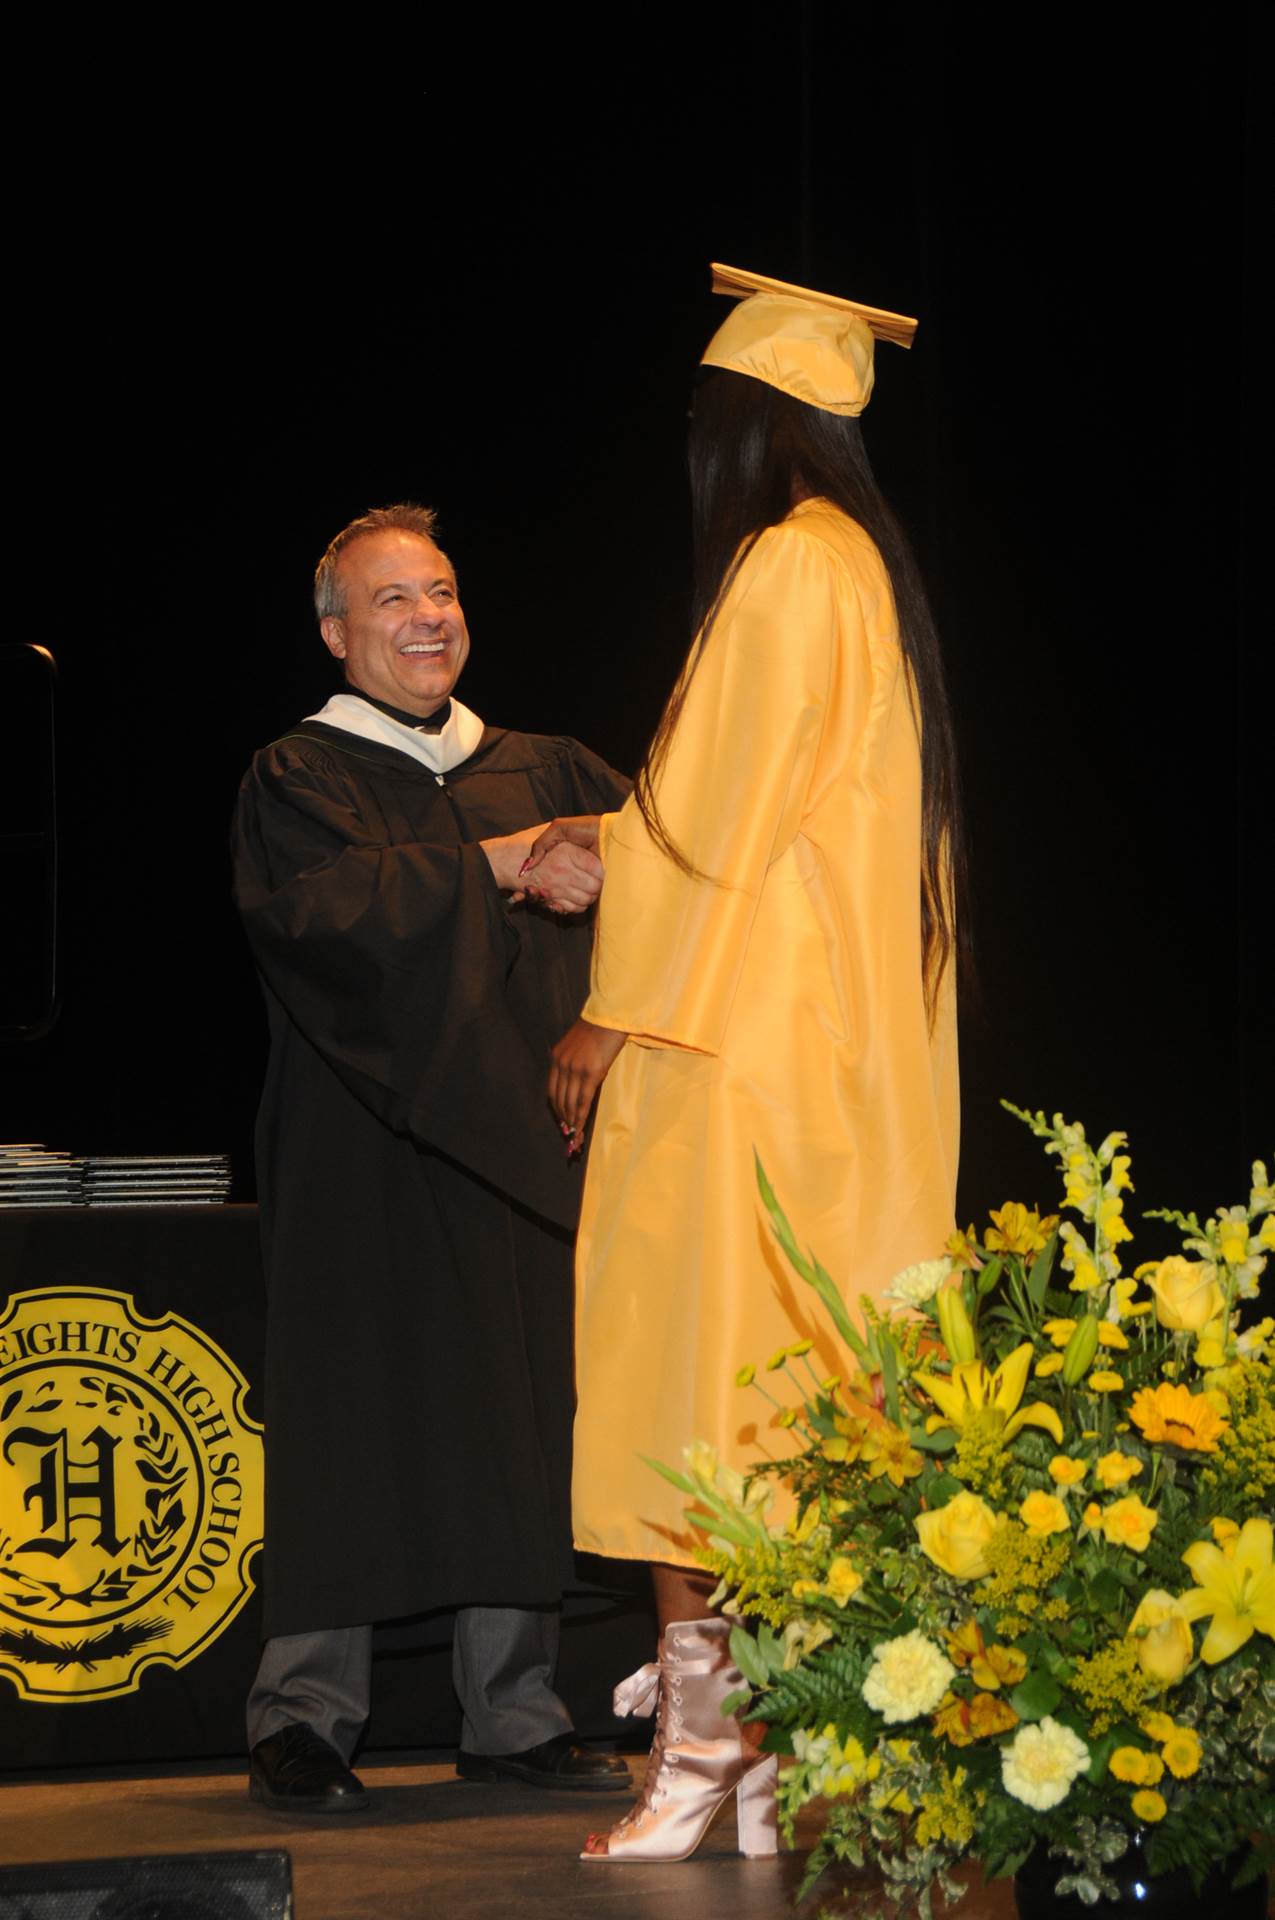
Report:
480,816,605,916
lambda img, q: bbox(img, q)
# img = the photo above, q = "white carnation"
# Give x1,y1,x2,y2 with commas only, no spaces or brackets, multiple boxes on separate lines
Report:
882,1258,951,1310
861,1630,955,1724
1001,1716,1090,1811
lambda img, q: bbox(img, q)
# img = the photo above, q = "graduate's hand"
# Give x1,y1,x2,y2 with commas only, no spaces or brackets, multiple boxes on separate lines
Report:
548,1018,626,1148
522,816,603,873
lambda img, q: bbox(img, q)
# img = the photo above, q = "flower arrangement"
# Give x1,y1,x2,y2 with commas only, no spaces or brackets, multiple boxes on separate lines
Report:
654,1105,1275,1913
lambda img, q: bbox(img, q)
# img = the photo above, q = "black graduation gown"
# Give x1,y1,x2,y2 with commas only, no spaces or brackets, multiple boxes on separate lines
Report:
231,718,630,1637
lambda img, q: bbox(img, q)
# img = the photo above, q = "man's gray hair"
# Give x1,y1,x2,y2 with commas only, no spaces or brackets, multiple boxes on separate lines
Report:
313,503,454,620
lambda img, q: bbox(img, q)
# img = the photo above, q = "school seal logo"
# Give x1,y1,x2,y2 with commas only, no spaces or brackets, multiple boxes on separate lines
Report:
0,1287,264,1702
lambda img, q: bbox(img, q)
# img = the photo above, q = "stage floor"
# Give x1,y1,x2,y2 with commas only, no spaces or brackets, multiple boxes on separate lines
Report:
0,1753,1024,1919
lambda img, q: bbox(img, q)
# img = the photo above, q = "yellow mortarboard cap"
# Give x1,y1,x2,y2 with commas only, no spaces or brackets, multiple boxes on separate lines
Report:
701,262,918,418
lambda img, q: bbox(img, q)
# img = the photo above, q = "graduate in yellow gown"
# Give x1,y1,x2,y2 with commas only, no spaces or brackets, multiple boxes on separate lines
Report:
541,265,964,1864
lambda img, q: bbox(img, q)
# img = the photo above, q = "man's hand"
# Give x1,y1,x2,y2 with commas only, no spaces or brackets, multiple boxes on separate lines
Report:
523,842,604,915
548,1018,627,1146
481,825,545,891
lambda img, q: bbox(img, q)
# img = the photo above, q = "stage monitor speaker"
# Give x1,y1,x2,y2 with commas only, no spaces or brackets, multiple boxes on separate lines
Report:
0,1850,292,1920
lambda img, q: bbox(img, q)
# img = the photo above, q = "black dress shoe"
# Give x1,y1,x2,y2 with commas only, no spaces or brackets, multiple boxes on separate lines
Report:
249,1722,370,1812
456,1732,630,1791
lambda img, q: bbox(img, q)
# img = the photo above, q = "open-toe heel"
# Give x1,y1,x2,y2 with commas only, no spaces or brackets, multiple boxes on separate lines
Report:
579,1618,779,1864
736,1752,778,1856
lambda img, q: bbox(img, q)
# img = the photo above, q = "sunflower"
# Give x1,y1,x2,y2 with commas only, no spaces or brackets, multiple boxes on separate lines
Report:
1128,1382,1229,1452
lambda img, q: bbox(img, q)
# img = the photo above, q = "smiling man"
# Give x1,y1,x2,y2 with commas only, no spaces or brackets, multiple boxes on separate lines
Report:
318,524,471,726
232,504,630,1812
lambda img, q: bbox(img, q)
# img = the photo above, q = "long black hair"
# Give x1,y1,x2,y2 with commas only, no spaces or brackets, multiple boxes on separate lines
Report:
634,366,968,1015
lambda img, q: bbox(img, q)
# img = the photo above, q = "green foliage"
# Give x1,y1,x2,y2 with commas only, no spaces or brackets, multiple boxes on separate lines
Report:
755,1152,873,1365
1009,1670,1062,1721
1027,1233,1058,1308
729,1622,772,1688
747,1640,876,1741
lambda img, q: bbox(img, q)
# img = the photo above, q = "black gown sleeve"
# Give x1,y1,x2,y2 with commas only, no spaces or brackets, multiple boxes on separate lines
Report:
552,738,633,817
231,739,581,1226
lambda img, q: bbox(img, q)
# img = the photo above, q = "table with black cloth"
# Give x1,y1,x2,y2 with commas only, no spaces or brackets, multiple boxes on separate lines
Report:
0,1206,653,1772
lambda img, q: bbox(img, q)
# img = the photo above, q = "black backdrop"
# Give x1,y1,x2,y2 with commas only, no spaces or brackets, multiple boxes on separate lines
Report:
2,8,1266,1247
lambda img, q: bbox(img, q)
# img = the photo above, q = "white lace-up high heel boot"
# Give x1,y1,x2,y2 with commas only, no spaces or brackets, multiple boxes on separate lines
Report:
581,1615,779,1863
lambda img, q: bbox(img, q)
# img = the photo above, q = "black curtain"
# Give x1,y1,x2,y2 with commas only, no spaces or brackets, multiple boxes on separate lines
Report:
2,7,1264,1244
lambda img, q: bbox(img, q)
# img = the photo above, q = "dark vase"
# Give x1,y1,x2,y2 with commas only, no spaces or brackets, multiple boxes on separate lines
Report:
1013,1833,1269,1917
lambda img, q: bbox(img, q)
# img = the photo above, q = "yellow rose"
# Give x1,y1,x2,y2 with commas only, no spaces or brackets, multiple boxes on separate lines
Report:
1127,1589,1194,1685
1048,1455,1088,1487
915,1491,1004,1581
1019,1491,1071,1536
1101,1495,1159,1553
1146,1256,1225,1333
1081,1502,1103,1532
1095,1450,1143,1490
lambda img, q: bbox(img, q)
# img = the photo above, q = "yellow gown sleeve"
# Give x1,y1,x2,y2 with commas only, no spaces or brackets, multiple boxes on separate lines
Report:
585,521,866,1052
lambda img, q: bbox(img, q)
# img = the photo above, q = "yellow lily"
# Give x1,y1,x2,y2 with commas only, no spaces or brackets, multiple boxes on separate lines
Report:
1179,1517,1275,1662
913,1344,1064,1445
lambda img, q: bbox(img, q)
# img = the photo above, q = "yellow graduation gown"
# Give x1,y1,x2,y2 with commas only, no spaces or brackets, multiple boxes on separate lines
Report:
571,498,959,1565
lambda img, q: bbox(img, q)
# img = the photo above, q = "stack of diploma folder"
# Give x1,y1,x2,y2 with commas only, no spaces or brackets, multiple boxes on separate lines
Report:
82,1155,232,1206
0,1144,86,1207
0,1146,232,1207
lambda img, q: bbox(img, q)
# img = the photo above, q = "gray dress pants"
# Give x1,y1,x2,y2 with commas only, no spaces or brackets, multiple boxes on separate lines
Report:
246,1606,574,1763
